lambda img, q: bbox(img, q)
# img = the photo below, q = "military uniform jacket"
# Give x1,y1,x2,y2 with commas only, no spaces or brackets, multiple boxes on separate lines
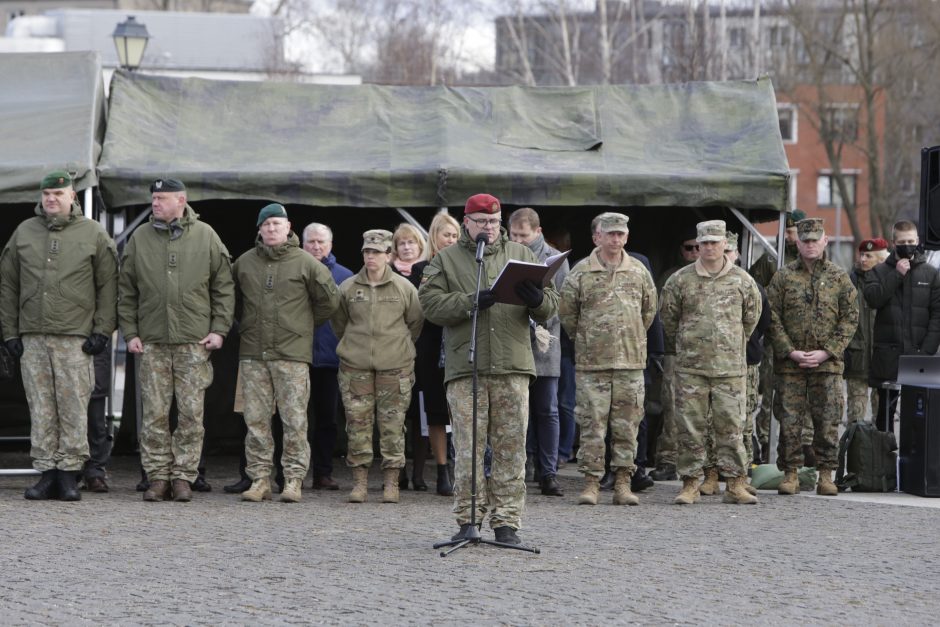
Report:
234,233,340,364
843,267,877,381
559,248,656,371
660,257,761,378
749,241,798,288
0,202,118,340
766,257,858,375
118,205,235,344
332,264,423,371
418,227,559,385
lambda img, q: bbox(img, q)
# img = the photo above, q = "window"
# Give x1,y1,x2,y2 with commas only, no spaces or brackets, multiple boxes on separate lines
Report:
769,25,790,47
778,105,797,143
822,104,859,142
817,173,857,208
729,27,747,48
789,170,799,211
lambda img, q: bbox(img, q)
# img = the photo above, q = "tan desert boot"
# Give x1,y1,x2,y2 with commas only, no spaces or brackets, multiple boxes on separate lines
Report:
348,466,369,503
699,467,720,495
578,475,600,505
674,477,700,504
777,469,800,495
612,468,639,506
280,478,302,503
241,478,272,502
382,468,400,503
816,468,839,496
723,476,758,504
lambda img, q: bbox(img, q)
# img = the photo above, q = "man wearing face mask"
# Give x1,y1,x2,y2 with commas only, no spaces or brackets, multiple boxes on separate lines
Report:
863,220,940,432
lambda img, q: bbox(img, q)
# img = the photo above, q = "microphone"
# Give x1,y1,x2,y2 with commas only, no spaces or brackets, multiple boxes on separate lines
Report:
475,232,487,262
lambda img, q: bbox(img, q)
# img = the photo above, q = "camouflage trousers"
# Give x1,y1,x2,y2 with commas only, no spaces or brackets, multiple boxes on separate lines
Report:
575,369,645,478
139,343,213,482
656,355,678,466
775,372,843,471
755,348,773,452
675,372,748,479
446,374,529,531
21,334,94,472
339,366,412,469
241,359,311,482
845,377,876,424
743,364,758,463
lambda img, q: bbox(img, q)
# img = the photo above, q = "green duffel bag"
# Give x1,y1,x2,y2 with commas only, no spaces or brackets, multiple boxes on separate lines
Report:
750,464,818,490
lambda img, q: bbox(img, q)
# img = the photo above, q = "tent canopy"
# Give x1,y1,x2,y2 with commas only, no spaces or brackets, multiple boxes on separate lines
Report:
0,52,106,204
98,72,790,212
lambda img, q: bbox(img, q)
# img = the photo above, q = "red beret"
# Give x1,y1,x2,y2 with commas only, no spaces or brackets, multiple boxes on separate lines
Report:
464,193,501,215
858,238,888,253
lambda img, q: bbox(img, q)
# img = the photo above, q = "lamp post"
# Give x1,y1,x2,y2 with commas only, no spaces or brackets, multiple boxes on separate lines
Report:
111,16,151,71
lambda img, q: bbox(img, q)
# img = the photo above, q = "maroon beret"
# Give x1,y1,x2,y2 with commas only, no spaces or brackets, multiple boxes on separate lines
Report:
464,193,501,215
858,237,889,253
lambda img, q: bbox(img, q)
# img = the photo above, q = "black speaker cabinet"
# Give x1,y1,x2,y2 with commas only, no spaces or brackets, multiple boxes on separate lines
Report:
919,145,940,250
899,385,940,497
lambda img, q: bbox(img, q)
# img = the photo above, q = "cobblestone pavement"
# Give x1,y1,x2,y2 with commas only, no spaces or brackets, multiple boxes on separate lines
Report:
1,453,938,625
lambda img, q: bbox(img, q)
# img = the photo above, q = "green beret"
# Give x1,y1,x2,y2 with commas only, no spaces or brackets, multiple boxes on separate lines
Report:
150,178,186,193
785,209,807,228
257,203,288,226
40,170,72,190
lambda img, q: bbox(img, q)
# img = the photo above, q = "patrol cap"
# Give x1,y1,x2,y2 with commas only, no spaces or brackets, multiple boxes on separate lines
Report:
257,203,288,226
150,178,186,193
596,212,630,233
362,229,393,253
724,231,738,252
785,209,807,228
797,218,825,241
40,170,72,190
696,220,727,243
859,237,888,253
464,193,501,215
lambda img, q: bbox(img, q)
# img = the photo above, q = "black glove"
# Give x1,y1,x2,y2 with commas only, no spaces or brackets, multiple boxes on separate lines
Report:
514,279,544,308
477,289,496,311
648,354,664,374
5,338,23,358
82,333,109,355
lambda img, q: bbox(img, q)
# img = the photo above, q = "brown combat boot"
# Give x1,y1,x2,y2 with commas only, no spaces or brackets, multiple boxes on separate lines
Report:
143,479,169,502
348,466,369,503
699,467,720,495
723,476,758,504
612,468,639,506
816,468,839,496
673,477,700,504
382,468,400,503
241,478,272,502
280,478,302,503
777,469,800,495
744,481,758,496
578,475,600,505
171,479,192,502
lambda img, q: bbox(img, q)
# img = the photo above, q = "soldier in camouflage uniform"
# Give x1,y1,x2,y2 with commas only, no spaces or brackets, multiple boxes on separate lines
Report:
233,204,340,503
118,179,235,503
332,229,423,504
844,239,887,424
559,213,656,506
419,193,558,547
660,220,761,505
0,171,118,502
767,218,858,496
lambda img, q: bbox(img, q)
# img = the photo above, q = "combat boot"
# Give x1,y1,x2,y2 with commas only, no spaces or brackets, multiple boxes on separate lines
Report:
816,468,838,496
280,478,302,503
58,470,81,501
612,469,639,506
24,469,59,500
241,478,272,502
744,481,758,496
171,479,192,502
650,462,678,481
673,477,700,504
578,475,600,505
723,476,758,504
777,469,799,495
382,468,400,503
699,467,720,495
143,479,169,502
348,466,369,503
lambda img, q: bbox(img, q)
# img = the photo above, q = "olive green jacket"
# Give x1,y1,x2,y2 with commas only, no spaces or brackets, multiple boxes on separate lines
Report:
332,264,423,371
418,227,559,384
0,202,118,339
234,233,340,363
118,205,235,344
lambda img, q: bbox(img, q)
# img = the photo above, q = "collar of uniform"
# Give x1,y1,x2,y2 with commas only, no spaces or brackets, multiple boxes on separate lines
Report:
459,225,506,255
587,247,629,272
354,262,393,286
694,256,732,278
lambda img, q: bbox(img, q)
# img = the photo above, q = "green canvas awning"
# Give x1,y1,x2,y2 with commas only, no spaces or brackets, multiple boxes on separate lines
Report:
98,72,789,211
0,52,106,204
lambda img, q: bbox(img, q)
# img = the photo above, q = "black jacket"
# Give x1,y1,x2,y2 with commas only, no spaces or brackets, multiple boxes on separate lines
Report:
862,251,940,384
746,284,771,366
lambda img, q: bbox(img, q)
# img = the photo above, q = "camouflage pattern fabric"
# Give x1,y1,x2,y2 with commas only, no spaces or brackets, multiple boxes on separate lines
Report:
656,354,677,466
138,343,213,482
845,378,876,425
744,364,759,463
755,344,774,453
575,369,645,478
775,372,843,471
675,372,748,480
21,334,94,472
241,359,311,482
446,374,529,530
339,366,412,469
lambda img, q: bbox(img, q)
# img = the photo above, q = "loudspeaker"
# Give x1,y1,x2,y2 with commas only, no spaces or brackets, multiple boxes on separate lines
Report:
899,385,940,497
919,145,940,250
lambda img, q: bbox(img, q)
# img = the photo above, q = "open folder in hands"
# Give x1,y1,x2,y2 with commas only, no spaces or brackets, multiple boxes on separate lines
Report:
490,250,571,306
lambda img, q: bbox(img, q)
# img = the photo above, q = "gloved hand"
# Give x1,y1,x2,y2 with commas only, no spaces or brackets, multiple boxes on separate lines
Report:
648,354,664,373
514,279,544,308
477,289,496,310
82,333,109,355
5,338,23,358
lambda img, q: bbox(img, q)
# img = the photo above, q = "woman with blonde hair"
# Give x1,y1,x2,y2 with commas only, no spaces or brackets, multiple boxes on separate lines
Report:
391,223,427,279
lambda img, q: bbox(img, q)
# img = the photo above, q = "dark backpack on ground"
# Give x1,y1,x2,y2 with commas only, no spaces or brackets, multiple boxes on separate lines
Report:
836,421,898,492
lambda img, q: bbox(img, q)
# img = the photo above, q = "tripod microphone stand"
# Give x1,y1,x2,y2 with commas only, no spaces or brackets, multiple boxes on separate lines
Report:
433,234,539,557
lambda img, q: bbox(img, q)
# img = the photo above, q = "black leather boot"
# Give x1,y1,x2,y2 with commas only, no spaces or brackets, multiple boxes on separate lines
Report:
436,464,454,496
24,469,59,500
58,470,81,501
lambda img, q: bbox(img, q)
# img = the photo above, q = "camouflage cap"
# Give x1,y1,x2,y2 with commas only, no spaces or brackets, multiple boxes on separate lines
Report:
796,217,825,241
596,212,630,233
724,231,738,252
362,228,393,253
785,209,807,228
696,219,727,243
40,170,72,190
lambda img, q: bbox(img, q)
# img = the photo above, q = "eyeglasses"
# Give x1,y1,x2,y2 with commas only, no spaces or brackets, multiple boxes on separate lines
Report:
467,217,501,227
683,244,699,252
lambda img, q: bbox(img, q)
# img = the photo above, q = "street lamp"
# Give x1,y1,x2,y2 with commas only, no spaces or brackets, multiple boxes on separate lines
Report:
111,16,150,71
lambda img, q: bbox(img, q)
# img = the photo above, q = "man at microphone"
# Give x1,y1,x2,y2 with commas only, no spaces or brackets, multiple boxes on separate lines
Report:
419,194,559,546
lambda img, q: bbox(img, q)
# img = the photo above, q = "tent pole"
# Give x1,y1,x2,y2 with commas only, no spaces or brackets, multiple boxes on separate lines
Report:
84,187,93,220
728,207,776,261
395,208,428,239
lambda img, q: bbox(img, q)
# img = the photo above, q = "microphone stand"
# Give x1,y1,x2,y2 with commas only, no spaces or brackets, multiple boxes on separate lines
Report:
433,237,539,557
